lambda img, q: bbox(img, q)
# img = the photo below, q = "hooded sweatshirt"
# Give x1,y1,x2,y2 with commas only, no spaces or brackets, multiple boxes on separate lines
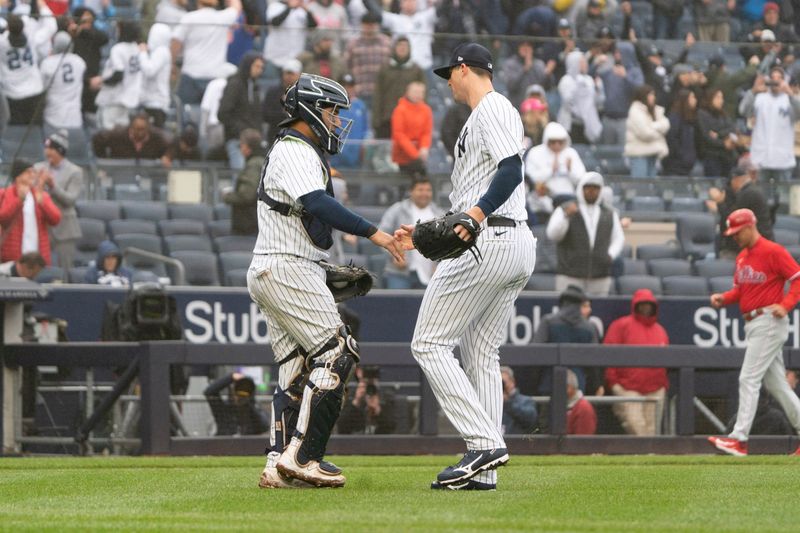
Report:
604,289,669,394
139,23,172,111
391,95,433,166
558,51,604,142
218,52,264,141
83,240,133,286
525,122,587,199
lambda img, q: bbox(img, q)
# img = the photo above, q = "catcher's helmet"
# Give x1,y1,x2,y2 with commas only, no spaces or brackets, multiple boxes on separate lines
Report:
281,73,352,154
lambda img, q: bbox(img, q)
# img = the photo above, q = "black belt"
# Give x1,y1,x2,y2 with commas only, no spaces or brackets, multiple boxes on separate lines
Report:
487,216,517,227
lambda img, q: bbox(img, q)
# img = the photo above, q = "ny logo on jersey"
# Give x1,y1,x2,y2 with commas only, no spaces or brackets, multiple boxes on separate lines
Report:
457,128,469,158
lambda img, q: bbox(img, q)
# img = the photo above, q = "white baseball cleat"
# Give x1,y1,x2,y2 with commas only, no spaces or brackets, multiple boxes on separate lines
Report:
258,452,314,489
276,437,346,488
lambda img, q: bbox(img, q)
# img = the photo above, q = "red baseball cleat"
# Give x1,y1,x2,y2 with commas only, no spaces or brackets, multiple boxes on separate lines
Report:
791,445,800,456
708,436,748,456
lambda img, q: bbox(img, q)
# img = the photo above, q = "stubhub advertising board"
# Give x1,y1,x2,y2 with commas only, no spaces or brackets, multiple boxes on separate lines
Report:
32,286,800,348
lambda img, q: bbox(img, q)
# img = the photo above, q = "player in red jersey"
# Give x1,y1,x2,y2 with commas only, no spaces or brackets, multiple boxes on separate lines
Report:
708,208,800,456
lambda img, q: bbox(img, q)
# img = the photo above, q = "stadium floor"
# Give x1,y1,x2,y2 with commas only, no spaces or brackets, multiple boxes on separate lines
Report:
1,455,796,532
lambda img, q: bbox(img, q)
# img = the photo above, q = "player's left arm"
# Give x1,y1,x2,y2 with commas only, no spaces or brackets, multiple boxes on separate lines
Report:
772,247,800,317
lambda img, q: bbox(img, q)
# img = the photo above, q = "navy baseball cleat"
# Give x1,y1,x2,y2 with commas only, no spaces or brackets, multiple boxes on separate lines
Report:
436,448,509,486
430,479,496,491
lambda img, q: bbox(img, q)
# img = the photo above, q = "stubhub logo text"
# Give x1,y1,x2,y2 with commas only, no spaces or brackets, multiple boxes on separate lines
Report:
184,301,270,344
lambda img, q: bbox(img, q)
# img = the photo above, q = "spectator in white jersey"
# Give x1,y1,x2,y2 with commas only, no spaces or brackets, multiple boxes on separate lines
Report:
524,122,586,225
155,0,188,26
263,0,318,75
378,0,437,71
171,0,242,105
199,62,239,159
35,131,84,271
378,176,444,289
307,0,349,54
94,20,142,131
546,171,625,296
0,13,50,124
138,23,172,129
40,31,86,132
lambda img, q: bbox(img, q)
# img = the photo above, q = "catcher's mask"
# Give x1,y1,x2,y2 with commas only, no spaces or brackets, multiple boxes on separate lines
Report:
281,73,353,155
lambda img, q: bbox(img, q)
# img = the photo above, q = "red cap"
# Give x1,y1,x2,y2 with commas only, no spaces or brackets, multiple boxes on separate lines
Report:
520,97,547,113
724,208,757,236
764,1,779,13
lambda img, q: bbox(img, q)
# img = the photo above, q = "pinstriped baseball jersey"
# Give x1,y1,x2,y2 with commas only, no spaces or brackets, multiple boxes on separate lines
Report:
449,91,527,220
253,136,331,262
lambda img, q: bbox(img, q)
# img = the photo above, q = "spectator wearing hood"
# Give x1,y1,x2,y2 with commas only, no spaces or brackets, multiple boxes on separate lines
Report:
524,122,586,223
604,288,669,436
694,0,735,42
138,23,172,129
373,36,425,139
298,29,347,83
502,39,554,111
740,67,800,181
36,131,84,271
624,84,670,178
662,89,699,176
218,52,264,171
0,159,62,265
546,172,625,296
223,129,263,236
558,50,604,144
0,13,52,125
40,31,86,131
533,285,603,396
83,240,132,286
390,80,433,177
599,41,643,145
697,89,739,178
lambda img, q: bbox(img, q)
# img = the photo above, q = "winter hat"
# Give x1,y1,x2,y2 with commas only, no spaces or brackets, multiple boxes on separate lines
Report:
11,159,34,180
45,130,69,156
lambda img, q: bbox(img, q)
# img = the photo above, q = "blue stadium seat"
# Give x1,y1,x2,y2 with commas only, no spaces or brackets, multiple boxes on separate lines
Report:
694,259,734,279
218,251,252,274
170,251,220,286
1,125,45,161
214,235,256,253
622,258,648,276
109,219,157,239
709,275,733,293
208,219,233,238
525,273,556,292
76,200,121,222
114,233,167,276
75,218,107,266
168,203,214,224
163,234,213,254
616,275,662,296
158,219,207,237
122,201,168,221
647,258,693,278
662,276,709,296
214,203,231,220
636,243,682,260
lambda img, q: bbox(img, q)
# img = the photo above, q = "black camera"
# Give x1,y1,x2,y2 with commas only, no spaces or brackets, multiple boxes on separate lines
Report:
366,383,378,396
362,366,380,380
765,80,779,87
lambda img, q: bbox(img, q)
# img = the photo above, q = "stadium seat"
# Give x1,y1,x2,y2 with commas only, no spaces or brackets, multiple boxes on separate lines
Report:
131,270,161,283
168,203,214,224
675,214,716,260
694,259,734,278
622,258,648,276
669,197,705,213
636,243,682,260
68,266,90,284
213,203,231,220
114,233,167,276
218,251,252,275
774,215,800,233
647,258,693,278
163,234,213,254
1,125,45,161
158,219,207,236
616,275,662,296
113,184,151,202
208,220,233,238
532,225,557,274
75,218,107,266
170,251,220,286
214,235,256,253
224,268,248,287
709,276,733,293
121,201,168,221
35,266,65,283
629,196,665,212
76,200,121,222
525,273,556,292
662,276,709,296
109,219,157,239
772,229,800,246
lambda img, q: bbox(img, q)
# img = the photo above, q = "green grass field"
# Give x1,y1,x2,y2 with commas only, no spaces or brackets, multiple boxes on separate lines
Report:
1,455,797,532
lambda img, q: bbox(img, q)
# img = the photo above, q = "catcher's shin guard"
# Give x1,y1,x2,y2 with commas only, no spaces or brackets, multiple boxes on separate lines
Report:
268,372,305,455
294,325,359,462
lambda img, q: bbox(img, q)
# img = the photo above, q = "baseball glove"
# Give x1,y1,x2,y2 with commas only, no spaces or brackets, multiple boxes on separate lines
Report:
412,211,482,262
320,260,374,303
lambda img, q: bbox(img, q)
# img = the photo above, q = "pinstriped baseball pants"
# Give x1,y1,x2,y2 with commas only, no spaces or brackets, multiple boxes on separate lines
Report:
411,225,536,483
729,313,800,441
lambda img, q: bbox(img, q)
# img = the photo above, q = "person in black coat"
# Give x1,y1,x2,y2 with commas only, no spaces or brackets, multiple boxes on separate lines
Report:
218,52,265,170
69,8,109,114
662,89,698,176
204,372,269,436
697,89,738,178
439,102,471,157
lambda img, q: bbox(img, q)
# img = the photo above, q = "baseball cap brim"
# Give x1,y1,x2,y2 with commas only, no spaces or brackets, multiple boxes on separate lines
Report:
724,224,750,236
433,64,455,80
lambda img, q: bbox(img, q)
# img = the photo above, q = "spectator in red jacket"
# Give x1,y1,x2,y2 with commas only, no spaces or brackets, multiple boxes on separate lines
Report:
0,160,62,265
567,369,597,435
604,288,669,436
391,80,433,177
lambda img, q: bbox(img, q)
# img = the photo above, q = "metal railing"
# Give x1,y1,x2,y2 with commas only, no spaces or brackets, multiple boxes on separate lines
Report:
122,247,186,286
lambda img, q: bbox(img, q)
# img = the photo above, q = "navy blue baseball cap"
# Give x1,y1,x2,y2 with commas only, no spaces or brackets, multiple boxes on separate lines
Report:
433,43,494,80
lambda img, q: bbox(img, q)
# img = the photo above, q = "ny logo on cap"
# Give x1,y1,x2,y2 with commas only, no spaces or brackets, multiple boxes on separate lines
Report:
457,56,463,61
488,63,493,69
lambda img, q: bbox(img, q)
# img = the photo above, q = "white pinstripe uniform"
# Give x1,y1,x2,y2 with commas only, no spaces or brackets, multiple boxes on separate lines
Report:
246,135,343,441
411,91,537,485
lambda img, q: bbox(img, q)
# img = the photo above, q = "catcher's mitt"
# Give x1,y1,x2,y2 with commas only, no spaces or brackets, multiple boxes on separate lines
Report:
412,212,482,262
320,260,374,302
